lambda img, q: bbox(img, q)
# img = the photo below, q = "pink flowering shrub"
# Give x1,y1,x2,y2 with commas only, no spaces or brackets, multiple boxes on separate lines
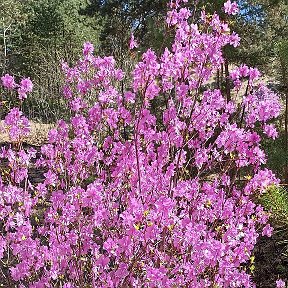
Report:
1,74,33,100
0,1,282,287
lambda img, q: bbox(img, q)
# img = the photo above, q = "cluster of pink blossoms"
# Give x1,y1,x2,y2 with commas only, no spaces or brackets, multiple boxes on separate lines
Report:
276,279,286,288
223,0,239,15
0,0,285,287
1,74,33,100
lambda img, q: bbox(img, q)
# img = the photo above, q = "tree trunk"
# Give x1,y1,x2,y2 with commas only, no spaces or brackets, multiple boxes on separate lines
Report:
225,59,231,102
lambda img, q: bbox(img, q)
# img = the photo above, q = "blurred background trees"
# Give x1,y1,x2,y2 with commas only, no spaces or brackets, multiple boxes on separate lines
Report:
1,0,102,121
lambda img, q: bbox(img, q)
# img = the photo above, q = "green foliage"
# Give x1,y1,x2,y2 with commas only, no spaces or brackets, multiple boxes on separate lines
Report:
263,130,287,180
260,185,288,225
277,40,288,79
12,0,103,122
0,0,28,73
25,0,101,53
81,0,167,56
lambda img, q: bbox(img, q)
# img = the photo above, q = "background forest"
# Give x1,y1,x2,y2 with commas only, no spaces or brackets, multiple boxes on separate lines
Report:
1,0,288,286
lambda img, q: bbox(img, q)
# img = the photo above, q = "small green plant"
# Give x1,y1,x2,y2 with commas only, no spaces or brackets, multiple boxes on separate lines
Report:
260,185,288,226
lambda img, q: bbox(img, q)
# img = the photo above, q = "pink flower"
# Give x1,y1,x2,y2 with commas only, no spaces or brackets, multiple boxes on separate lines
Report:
262,224,273,237
276,279,286,288
129,33,138,50
20,78,33,93
263,124,278,139
1,74,16,89
224,0,239,15
230,32,241,47
18,77,33,100
239,64,250,77
230,69,240,80
83,42,94,56
4,108,30,141
124,91,135,103
249,67,261,81
0,237,5,259
63,283,74,288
